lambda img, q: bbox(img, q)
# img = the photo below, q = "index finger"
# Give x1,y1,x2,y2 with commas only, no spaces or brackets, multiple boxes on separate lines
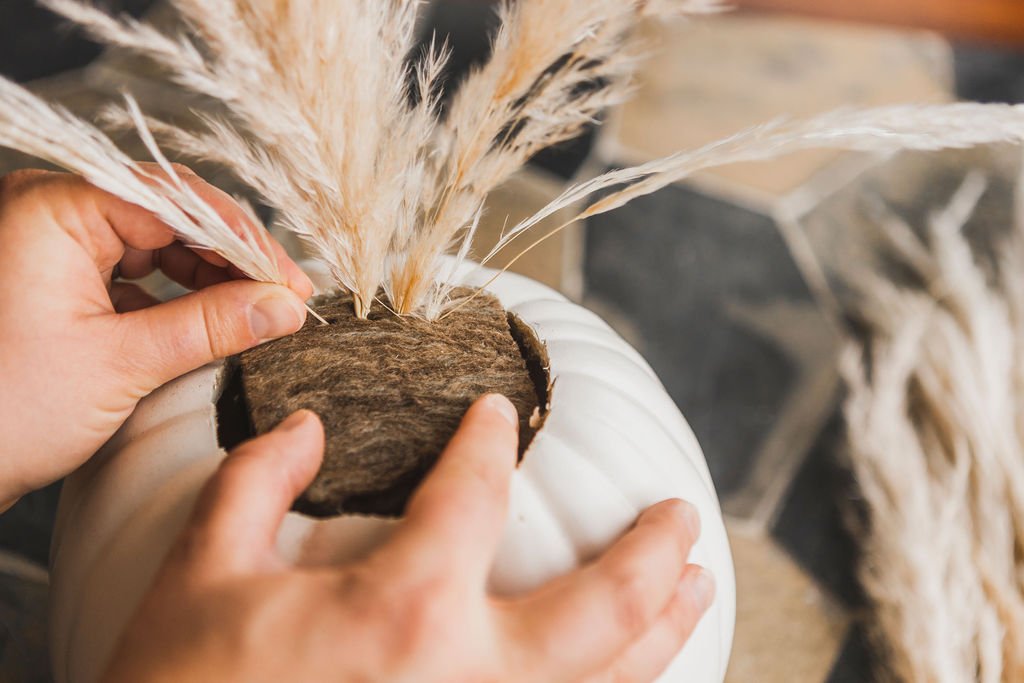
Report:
177,410,325,576
375,394,520,584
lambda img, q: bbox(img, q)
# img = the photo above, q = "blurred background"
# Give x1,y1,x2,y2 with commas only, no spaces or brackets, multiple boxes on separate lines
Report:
3,1,1024,681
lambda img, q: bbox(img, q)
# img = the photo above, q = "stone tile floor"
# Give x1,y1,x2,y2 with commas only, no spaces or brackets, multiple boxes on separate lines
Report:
3,4,1024,681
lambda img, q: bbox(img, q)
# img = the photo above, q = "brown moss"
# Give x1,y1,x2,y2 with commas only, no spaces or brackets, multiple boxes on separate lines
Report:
221,288,548,518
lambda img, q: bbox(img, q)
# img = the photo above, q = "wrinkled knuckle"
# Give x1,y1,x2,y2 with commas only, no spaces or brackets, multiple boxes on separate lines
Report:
200,297,244,359
134,303,217,375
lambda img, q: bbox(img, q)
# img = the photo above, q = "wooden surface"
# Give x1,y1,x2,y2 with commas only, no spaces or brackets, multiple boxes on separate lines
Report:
735,0,1024,44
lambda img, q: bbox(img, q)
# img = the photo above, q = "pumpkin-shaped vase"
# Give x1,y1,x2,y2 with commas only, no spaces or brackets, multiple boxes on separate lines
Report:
49,261,736,683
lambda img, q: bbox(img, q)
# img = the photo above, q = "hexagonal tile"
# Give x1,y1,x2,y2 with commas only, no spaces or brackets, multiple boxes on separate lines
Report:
726,525,850,683
606,14,953,206
584,181,841,522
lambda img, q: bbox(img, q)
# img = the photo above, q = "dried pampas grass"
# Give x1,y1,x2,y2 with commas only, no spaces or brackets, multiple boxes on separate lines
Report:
6,2,1024,320
0,79,283,287
480,105,1024,270
842,173,1024,681
39,0,715,316
44,0,444,318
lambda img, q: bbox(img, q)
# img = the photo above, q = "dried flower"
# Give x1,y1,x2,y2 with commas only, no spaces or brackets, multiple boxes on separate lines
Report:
3,1,1024,323
842,173,1024,680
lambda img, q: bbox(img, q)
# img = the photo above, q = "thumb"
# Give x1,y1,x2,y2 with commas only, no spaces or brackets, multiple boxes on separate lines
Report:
115,279,306,391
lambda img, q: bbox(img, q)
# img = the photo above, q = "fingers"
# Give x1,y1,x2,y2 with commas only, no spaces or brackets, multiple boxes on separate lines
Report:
119,242,234,291
138,163,313,299
109,282,159,313
591,565,715,683
378,394,519,583
113,279,306,392
180,411,324,574
509,499,702,680
5,167,313,299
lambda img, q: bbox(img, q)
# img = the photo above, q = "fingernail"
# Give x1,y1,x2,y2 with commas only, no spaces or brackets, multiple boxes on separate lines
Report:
680,501,701,541
482,394,519,428
683,567,716,613
251,291,305,342
278,410,315,432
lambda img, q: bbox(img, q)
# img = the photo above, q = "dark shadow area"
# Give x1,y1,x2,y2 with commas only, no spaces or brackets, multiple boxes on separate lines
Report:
0,0,156,82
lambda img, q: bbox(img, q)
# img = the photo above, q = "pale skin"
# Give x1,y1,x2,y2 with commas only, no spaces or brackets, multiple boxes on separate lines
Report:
0,167,715,682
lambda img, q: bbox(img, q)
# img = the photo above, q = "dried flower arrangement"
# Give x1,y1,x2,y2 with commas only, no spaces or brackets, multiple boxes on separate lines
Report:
5,0,1024,524
1,0,1023,515
842,172,1024,681
6,1,1024,321
12,3,1024,681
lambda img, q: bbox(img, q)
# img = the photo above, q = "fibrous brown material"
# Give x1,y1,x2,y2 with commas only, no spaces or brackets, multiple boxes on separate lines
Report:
234,288,548,518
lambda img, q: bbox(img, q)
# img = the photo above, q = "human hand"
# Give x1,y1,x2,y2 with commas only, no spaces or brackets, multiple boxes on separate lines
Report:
104,395,714,683
0,167,312,507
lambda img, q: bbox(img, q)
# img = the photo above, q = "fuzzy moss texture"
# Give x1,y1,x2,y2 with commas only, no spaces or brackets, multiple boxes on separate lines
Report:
229,288,548,518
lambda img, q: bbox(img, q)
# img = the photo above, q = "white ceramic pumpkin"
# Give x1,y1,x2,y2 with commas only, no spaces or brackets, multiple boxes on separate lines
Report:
49,261,736,683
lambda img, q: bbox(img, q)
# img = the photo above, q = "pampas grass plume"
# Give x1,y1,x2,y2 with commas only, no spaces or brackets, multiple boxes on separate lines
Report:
842,174,1024,681
5,1,1024,323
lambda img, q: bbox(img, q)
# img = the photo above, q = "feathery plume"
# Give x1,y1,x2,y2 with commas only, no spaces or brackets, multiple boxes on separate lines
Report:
484,105,1024,267
841,174,1024,680
39,0,721,317
0,79,283,286
13,1,1024,323
44,0,443,318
